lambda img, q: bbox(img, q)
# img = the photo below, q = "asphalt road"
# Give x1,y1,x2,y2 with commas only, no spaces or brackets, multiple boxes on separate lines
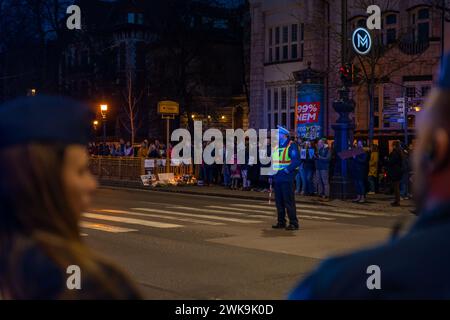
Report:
83,187,414,299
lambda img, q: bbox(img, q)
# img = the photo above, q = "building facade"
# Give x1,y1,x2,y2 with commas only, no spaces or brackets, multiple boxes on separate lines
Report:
249,0,449,146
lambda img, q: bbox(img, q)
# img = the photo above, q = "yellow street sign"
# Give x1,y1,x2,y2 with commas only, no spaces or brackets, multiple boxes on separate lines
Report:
158,101,179,115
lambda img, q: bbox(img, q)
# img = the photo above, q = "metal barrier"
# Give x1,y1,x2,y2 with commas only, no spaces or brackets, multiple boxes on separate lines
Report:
90,156,145,182
90,156,200,181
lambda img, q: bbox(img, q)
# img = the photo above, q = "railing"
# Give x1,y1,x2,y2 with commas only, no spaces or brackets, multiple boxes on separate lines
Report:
398,40,429,55
89,156,199,182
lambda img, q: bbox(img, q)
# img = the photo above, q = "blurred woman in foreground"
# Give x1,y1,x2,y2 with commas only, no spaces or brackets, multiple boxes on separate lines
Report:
0,96,141,299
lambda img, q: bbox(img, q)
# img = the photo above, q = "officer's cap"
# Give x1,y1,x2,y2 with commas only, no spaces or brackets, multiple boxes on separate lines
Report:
438,52,450,90
0,95,93,149
277,125,290,136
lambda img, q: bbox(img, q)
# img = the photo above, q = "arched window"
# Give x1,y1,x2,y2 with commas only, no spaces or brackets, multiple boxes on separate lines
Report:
410,7,430,42
384,13,398,45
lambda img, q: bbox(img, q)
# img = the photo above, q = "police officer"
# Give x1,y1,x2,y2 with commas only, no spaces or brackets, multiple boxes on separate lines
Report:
289,53,450,299
272,126,301,231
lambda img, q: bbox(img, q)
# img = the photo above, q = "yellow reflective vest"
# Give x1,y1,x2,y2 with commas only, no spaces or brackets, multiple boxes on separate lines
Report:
272,141,293,171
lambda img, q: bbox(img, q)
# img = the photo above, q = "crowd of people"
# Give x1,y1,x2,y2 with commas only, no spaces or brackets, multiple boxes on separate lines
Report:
88,135,413,206
88,139,172,159
197,136,413,207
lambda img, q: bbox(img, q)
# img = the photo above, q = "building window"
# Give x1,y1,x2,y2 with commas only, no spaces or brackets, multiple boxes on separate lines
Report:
374,116,380,128
291,44,298,59
275,27,280,44
418,8,430,20
386,14,397,25
283,45,289,60
291,24,298,42
411,7,430,42
128,13,144,24
267,89,272,111
268,114,272,129
274,88,279,110
282,113,287,127
282,26,289,43
406,87,416,98
383,13,398,45
290,87,296,109
281,88,287,109
268,24,302,63
274,113,279,127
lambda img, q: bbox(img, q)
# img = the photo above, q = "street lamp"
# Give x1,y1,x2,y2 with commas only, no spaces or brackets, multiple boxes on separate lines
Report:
100,104,108,152
93,120,99,131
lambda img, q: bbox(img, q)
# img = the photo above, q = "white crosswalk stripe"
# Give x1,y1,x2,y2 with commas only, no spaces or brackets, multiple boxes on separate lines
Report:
209,204,357,218
83,213,182,229
230,203,391,217
97,209,224,226
80,221,138,233
132,207,262,224
83,197,394,234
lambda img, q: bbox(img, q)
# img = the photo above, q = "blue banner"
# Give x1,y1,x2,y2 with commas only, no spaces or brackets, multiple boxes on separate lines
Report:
296,84,325,140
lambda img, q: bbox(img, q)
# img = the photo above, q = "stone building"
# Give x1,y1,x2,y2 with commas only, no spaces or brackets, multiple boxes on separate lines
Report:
249,0,449,147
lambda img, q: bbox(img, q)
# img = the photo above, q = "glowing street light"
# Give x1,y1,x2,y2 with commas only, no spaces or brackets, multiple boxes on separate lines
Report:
99,104,108,147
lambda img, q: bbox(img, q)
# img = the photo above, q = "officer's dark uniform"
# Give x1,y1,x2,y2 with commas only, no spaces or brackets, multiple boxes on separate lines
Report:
272,130,301,230
289,203,450,299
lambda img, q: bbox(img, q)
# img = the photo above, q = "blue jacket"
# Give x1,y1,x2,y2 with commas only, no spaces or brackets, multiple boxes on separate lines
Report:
274,140,301,183
289,202,450,299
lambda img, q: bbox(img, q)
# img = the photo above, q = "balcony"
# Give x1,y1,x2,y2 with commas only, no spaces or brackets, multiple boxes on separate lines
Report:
398,40,429,55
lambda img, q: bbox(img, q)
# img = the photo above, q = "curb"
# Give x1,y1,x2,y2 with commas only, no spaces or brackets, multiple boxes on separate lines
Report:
99,180,352,208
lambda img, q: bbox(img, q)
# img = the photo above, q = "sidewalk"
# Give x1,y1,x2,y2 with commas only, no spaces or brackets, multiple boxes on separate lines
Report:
100,181,415,214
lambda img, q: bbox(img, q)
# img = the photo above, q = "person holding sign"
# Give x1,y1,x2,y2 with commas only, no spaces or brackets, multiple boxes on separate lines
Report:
271,126,301,231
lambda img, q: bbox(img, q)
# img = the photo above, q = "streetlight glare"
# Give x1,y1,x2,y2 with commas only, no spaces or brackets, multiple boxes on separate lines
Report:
100,104,108,112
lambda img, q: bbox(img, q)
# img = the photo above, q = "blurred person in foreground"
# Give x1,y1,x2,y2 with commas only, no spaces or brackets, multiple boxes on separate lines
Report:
289,53,450,299
0,96,141,299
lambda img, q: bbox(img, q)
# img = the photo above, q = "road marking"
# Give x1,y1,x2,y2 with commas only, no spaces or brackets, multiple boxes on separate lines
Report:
168,206,255,216
171,206,336,221
83,213,182,229
231,203,390,217
132,207,262,224
301,215,335,221
80,221,138,233
96,209,224,226
207,205,273,214
217,204,358,218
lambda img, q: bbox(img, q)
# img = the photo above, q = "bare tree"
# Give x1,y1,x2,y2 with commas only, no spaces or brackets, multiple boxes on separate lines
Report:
121,70,143,145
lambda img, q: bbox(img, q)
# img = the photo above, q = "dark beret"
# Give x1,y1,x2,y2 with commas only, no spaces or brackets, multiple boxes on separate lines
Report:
438,52,450,90
0,95,93,149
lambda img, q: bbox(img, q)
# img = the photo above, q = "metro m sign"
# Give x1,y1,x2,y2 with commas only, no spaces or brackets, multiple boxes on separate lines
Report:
296,102,320,124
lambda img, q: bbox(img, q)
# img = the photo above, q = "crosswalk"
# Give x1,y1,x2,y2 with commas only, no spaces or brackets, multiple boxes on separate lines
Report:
80,201,393,235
